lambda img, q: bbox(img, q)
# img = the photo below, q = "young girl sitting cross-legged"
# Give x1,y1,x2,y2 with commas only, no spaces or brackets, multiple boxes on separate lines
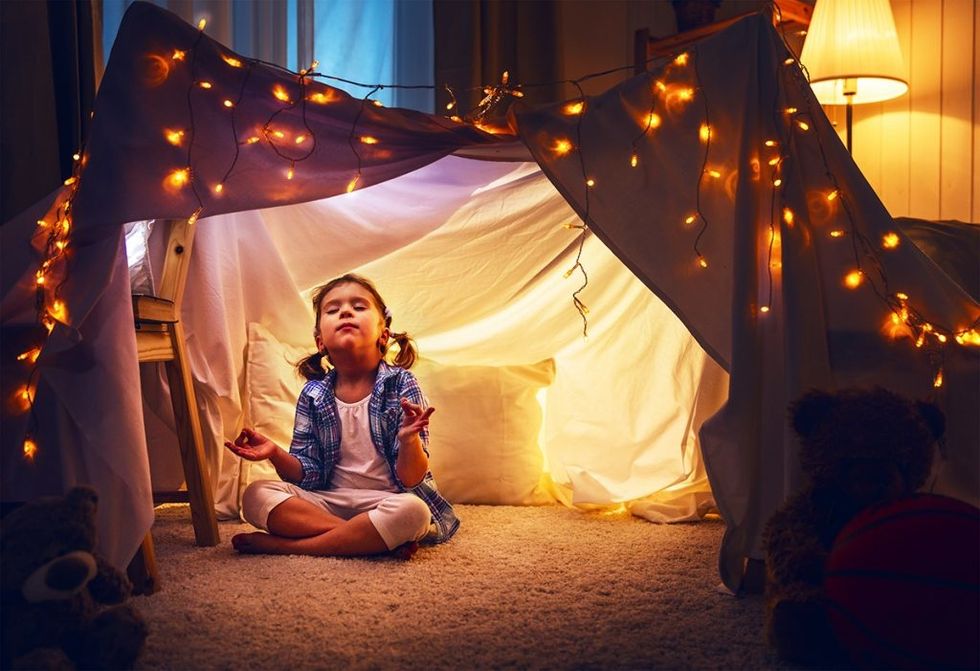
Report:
225,273,458,558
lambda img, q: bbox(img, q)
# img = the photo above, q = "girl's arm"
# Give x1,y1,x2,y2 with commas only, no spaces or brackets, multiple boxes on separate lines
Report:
225,428,304,483
395,398,433,488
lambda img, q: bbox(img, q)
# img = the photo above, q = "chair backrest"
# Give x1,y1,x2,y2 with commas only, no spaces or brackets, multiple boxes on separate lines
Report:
155,218,197,310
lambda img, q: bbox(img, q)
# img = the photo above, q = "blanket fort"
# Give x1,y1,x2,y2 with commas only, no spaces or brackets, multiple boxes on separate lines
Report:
2,2,977,590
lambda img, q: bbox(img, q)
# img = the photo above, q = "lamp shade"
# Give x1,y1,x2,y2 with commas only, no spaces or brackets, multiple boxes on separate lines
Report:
800,0,908,105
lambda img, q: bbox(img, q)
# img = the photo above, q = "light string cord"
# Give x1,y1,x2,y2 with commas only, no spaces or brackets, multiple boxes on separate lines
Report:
691,47,711,268
568,80,592,337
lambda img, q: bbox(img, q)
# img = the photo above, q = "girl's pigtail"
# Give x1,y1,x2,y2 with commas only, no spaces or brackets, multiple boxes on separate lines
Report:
296,350,328,380
389,331,418,370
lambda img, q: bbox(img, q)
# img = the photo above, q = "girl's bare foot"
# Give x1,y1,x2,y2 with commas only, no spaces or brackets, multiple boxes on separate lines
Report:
231,532,281,554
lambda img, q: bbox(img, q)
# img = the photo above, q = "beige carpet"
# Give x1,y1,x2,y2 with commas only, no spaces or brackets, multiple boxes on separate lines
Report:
134,504,786,670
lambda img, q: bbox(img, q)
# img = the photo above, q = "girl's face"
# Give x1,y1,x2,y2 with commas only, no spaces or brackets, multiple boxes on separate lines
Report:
315,282,388,358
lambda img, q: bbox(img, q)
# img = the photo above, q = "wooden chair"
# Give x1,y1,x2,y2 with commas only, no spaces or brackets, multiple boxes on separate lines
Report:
634,0,813,74
128,218,219,594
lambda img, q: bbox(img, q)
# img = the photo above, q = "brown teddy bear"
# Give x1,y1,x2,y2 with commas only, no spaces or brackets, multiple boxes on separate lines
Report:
762,387,943,666
1,486,148,670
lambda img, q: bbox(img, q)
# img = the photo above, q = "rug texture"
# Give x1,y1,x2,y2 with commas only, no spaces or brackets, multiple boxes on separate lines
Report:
134,504,785,670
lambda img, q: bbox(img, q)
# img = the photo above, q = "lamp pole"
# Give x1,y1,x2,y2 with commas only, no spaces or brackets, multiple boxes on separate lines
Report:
843,77,856,155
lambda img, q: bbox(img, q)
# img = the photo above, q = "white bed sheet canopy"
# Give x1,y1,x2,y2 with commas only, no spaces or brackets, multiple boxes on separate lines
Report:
3,2,976,591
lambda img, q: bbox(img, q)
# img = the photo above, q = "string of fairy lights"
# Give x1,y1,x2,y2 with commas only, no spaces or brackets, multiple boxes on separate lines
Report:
14,9,980,463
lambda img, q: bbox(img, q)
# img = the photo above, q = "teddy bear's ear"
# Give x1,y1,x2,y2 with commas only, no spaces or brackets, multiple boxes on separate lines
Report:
789,389,837,438
915,400,946,440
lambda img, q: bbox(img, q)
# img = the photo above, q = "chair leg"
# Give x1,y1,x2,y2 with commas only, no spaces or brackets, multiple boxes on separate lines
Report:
127,532,161,596
163,321,220,547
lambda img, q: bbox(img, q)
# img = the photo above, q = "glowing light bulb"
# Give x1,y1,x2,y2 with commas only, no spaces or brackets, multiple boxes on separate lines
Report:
936,333,947,343
198,18,207,30
782,208,794,225
223,99,234,108
630,153,638,168
562,101,585,115
72,153,80,161
706,169,721,178
222,54,243,68
273,86,291,102
563,266,576,279
286,165,295,180
552,138,573,156
882,232,900,249
18,386,32,403
785,107,798,114
17,348,41,363
674,52,689,66
784,58,795,66
172,50,186,61
36,219,49,228
272,130,285,139
764,139,777,147
829,229,845,238
796,120,810,131
198,81,213,89
643,112,662,129
586,178,595,187
164,129,185,146
244,136,260,144
699,124,712,142
63,176,77,186
167,167,191,188
768,157,781,166
685,215,696,225
49,300,67,322
844,270,863,289
678,88,694,101
295,135,308,144
360,136,379,145
372,100,384,107
773,178,782,187
697,256,709,269
309,92,333,104
826,190,838,201
654,80,667,93
895,292,909,300
23,438,37,461
187,207,202,225
213,183,224,194
346,174,360,193
933,369,944,388
915,333,926,348
760,305,770,313
55,240,67,252
446,101,455,111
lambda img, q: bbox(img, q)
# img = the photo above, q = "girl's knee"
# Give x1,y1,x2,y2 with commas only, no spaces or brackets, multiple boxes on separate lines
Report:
240,480,281,528
394,494,432,538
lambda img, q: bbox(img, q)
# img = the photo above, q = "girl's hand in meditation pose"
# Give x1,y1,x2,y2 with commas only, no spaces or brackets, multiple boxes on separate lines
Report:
397,397,434,443
225,428,278,462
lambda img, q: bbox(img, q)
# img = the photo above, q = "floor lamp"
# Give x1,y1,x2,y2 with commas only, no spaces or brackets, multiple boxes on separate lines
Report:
800,0,908,154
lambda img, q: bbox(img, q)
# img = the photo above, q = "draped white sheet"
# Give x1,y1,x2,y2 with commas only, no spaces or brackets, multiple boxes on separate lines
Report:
143,156,727,524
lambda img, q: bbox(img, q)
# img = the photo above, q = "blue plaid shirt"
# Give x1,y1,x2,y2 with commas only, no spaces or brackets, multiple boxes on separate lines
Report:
289,361,459,543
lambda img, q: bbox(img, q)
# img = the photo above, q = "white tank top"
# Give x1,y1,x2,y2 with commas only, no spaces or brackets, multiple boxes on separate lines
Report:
330,394,398,492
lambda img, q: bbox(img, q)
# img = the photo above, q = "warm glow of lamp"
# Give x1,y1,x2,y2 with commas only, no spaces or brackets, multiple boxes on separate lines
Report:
801,0,908,153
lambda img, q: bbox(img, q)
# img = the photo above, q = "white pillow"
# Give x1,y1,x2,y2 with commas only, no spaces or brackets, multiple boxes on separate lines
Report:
412,357,556,505
244,323,556,505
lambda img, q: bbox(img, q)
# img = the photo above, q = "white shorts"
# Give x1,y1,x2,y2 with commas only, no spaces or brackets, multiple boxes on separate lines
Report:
241,480,433,550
